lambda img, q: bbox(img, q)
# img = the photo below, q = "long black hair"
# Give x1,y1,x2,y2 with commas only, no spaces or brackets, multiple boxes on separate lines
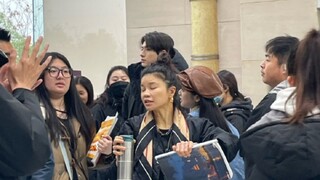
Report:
217,70,245,101
36,52,95,149
75,76,94,107
289,29,320,123
199,97,231,133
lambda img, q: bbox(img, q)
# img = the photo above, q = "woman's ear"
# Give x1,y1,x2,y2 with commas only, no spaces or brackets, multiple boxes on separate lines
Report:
169,86,176,97
223,84,229,93
287,76,296,87
194,94,200,103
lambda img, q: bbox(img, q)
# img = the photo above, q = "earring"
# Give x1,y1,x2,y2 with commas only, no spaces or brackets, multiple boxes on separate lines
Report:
170,97,174,103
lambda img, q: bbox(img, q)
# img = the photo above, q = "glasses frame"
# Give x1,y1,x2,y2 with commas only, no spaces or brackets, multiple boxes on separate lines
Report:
46,66,73,78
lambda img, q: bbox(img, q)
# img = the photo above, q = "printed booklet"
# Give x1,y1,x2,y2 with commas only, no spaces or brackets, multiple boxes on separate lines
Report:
155,139,233,180
87,113,118,167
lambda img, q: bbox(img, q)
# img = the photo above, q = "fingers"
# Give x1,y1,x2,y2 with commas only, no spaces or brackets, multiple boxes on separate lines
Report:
38,55,52,72
29,36,43,62
174,141,193,158
102,135,112,141
0,64,9,81
37,43,50,65
21,36,31,60
113,136,126,156
97,138,113,155
0,64,10,91
7,49,17,66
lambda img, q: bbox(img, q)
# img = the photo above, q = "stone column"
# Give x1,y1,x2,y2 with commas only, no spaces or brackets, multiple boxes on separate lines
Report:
190,0,219,72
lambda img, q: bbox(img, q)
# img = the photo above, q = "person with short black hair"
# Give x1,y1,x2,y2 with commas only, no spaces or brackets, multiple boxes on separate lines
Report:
240,29,320,180
245,35,299,130
122,31,188,120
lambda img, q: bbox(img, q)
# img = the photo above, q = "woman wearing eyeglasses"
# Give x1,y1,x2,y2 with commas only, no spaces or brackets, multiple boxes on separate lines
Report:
35,52,96,180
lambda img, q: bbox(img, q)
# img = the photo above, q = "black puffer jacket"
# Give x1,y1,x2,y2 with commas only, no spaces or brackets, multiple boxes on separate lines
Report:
122,50,188,120
220,98,253,133
240,87,320,180
241,112,320,180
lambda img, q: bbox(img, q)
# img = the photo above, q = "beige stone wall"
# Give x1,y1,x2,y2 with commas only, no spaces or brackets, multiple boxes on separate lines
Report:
241,0,318,106
43,0,127,96
43,0,319,105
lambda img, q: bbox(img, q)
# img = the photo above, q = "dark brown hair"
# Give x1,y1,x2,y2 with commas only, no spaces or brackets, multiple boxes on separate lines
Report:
290,29,320,123
217,70,245,101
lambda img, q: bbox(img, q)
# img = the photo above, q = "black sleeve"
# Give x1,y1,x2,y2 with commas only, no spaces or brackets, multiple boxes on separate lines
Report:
0,86,50,177
122,85,130,121
226,114,246,134
189,118,238,162
91,104,106,130
244,93,276,130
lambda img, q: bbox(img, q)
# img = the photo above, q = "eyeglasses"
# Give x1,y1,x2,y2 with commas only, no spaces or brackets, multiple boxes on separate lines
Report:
46,66,72,78
0,49,9,68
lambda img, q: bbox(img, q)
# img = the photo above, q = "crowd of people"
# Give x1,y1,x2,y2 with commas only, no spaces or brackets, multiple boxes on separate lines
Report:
1,26,320,180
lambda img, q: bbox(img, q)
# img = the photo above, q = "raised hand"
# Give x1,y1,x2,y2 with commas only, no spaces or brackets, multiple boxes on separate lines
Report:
7,36,51,91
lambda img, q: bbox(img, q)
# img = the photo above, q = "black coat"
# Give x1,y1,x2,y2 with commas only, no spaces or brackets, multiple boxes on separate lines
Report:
122,49,189,120
220,98,253,133
0,86,50,179
108,113,238,180
245,81,289,130
122,62,145,121
240,111,320,180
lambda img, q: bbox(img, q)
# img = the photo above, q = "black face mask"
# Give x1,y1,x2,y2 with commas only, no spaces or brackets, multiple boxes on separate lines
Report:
108,81,129,99
108,81,129,110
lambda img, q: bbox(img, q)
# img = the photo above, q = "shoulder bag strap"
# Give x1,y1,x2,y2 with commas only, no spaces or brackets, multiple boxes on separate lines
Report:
59,137,73,180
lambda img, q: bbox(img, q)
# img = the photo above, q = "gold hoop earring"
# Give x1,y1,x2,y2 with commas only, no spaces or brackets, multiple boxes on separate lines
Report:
170,97,174,103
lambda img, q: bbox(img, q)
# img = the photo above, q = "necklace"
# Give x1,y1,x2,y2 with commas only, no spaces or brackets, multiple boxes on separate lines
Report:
157,127,172,136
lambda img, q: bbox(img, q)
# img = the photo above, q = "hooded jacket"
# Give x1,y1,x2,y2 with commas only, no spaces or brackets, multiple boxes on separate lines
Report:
122,49,188,120
240,87,320,180
245,80,289,130
220,98,253,133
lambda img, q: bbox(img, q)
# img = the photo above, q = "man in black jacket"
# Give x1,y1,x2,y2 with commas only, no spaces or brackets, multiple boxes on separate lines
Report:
0,28,51,178
244,35,299,130
122,31,188,120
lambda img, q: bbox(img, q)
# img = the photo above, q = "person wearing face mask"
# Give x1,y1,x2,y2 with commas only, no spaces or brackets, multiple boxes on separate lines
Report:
215,70,253,134
91,66,130,132
178,66,245,180
89,65,130,180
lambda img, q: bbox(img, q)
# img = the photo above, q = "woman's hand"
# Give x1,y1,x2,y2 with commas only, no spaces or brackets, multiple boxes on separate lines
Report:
97,135,113,155
172,141,193,158
112,136,126,156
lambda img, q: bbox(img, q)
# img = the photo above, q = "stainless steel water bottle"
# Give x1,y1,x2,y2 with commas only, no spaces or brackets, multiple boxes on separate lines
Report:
117,135,134,180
